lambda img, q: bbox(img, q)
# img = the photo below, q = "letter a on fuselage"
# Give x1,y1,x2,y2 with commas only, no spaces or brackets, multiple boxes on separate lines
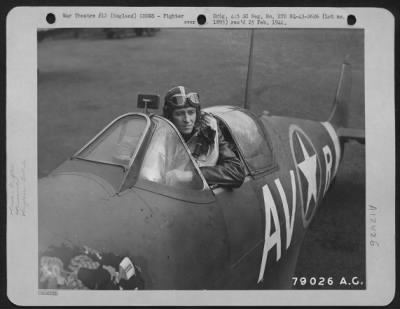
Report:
258,184,281,283
258,170,297,284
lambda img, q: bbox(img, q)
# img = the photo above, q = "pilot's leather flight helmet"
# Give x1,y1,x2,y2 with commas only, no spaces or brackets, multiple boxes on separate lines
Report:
163,86,201,122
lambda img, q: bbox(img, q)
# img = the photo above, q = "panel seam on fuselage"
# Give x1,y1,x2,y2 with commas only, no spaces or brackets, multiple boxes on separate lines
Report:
231,239,263,269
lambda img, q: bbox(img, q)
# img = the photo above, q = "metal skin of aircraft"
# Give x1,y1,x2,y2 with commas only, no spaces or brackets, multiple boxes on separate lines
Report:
38,59,365,290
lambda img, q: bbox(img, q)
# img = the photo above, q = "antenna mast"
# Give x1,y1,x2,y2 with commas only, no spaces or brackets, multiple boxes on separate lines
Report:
244,29,255,110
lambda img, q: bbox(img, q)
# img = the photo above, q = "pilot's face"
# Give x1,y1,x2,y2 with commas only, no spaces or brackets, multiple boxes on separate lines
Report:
171,107,197,135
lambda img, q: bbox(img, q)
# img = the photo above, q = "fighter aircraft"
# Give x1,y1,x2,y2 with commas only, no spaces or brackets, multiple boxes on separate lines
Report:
38,56,364,290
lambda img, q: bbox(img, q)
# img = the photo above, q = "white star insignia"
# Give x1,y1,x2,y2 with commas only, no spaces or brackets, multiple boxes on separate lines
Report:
296,133,318,214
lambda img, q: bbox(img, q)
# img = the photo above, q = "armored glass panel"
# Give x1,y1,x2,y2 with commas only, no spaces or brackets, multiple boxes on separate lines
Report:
221,111,273,172
139,117,205,190
78,115,147,168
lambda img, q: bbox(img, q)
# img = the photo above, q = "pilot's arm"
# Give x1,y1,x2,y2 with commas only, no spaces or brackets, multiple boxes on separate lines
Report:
199,126,245,188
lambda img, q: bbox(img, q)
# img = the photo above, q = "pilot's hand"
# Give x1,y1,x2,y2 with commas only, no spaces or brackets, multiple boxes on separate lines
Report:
165,170,193,186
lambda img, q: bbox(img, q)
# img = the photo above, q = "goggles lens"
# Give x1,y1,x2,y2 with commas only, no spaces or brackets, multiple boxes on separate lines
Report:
167,92,200,107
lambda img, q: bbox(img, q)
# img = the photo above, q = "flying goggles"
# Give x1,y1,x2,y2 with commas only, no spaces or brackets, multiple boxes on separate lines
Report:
166,92,200,107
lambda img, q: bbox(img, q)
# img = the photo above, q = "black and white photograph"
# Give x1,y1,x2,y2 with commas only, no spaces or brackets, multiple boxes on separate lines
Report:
6,6,395,306
37,26,365,290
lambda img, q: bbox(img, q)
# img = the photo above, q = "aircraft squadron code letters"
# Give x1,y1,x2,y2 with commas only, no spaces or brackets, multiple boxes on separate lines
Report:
258,127,336,283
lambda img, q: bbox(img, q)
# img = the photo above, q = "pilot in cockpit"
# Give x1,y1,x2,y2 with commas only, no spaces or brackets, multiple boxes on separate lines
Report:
161,86,245,188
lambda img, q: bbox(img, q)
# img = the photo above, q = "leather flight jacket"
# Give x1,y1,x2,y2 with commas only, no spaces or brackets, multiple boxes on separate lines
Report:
198,124,246,188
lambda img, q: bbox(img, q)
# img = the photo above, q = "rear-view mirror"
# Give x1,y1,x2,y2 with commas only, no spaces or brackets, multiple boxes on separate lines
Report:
137,94,160,112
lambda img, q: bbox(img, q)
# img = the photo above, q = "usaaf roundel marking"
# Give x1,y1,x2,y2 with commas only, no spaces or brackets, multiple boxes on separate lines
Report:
289,125,322,228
